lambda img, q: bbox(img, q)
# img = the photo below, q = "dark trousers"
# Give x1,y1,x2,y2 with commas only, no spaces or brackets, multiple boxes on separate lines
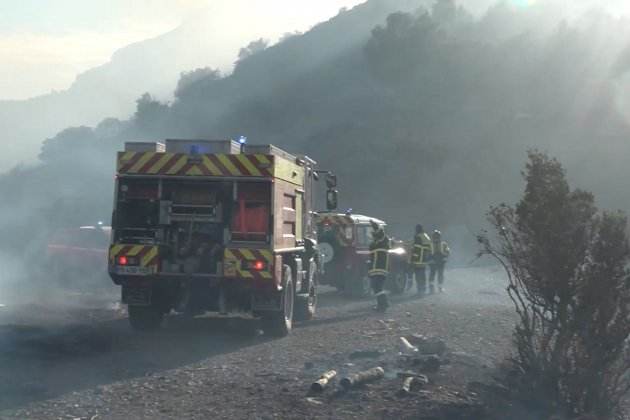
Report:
429,263,445,286
414,267,427,293
370,274,389,310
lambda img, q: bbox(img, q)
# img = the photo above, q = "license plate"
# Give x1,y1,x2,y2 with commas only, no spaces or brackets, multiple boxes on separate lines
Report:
116,266,152,275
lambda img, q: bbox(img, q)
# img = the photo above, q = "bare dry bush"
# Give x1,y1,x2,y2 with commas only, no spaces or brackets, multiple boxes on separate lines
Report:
478,151,630,419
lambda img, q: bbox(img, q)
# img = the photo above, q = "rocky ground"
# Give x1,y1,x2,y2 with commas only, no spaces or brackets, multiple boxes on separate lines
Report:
0,266,518,420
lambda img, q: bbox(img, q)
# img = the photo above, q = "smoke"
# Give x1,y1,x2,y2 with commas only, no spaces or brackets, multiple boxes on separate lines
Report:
461,0,630,18
1,2,630,416
0,1,367,172
2,0,630,308
611,43,630,126
0,126,120,316
0,251,29,303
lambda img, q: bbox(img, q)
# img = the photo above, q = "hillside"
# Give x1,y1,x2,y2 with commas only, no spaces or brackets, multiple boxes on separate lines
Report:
109,1,630,232
0,24,208,169
0,3,374,170
1,0,630,266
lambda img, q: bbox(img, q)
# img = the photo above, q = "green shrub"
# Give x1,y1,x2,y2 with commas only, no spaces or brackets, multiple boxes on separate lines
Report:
478,151,630,419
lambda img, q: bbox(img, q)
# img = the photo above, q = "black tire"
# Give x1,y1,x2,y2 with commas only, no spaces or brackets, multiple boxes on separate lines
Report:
262,266,294,337
295,262,317,321
343,274,372,299
128,304,164,331
387,270,409,295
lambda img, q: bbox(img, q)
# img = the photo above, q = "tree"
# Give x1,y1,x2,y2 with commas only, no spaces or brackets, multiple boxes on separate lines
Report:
175,67,221,99
278,31,302,43
478,151,630,419
134,93,169,133
364,11,439,82
39,126,97,163
237,38,269,63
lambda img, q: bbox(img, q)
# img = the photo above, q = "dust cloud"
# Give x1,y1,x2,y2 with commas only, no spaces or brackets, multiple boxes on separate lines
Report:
1,0,629,315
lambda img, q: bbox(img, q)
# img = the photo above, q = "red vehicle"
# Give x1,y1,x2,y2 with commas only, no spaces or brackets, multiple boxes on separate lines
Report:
315,212,409,298
46,225,111,288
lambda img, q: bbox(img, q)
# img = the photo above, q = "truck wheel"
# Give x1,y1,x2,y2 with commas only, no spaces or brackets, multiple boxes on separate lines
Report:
295,262,317,321
263,266,294,337
128,304,164,331
387,271,409,295
317,242,335,265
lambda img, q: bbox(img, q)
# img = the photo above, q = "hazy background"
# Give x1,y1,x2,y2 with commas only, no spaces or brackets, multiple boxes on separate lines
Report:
4,0,630,170
1,0,630,295
6,0,630,101
0,0,366,169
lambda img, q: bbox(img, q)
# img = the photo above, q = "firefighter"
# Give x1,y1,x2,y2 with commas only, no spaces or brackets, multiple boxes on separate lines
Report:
429,230,450,292
368,220,390,312
410,224,433,296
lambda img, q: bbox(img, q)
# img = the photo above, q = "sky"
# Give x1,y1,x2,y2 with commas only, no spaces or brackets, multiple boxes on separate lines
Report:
1,0,630,101
0,0,365,100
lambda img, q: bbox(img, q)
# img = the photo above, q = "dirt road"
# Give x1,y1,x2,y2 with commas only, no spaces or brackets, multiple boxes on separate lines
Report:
0,267,514,419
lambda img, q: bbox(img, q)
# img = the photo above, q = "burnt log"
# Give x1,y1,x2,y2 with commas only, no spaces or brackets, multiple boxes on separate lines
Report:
397,373,429,397
397,372,429,382
397,376,417,397
399,337,418,355
310,370,337,392
340,367,385,389
422,355,441,372
408,334,447,355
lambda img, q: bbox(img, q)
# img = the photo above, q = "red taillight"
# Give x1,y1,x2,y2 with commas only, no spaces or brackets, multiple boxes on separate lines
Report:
253,260,265,271
118,256,128,266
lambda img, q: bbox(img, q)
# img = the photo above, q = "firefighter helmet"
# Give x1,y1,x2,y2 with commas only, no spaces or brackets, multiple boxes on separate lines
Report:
371,220,385,240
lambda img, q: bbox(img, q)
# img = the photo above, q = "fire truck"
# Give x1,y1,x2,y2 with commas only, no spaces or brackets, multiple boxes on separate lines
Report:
108,139,324,336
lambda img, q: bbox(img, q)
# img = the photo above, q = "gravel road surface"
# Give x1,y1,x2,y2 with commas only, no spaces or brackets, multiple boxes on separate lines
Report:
0,266,514,420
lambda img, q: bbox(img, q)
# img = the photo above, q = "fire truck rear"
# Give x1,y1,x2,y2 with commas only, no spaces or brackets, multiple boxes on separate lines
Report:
108,139,320,336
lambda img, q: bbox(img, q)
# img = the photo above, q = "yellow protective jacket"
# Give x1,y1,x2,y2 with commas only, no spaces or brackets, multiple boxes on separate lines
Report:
431,240,450,265
369,234,390,277
410,232,432,267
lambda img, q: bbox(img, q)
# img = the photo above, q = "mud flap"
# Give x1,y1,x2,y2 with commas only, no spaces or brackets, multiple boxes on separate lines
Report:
252,292,282,311
122,286,152,306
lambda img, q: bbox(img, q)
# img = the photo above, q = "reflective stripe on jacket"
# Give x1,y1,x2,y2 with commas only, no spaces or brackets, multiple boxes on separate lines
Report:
369,235,390,276
410,233,432,267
